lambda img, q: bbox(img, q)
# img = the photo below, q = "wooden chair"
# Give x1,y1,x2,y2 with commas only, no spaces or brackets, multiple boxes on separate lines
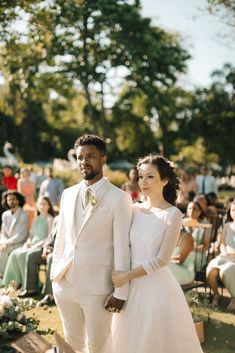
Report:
181,218,213,292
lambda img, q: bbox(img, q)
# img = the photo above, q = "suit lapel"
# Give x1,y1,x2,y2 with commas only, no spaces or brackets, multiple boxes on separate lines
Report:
75,179,111,241
8,210,19,235
70,183,83,238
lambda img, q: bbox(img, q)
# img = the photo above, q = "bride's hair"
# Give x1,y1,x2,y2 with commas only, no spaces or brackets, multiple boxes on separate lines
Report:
137,154,180,205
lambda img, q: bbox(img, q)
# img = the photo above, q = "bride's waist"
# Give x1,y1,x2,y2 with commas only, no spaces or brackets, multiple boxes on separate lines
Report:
131,258,149,268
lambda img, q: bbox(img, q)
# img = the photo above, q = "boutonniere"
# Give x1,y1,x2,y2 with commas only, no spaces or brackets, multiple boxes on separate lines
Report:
88,191,97,208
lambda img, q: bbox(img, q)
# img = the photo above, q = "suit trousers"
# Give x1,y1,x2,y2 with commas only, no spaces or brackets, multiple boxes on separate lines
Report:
23,248,44,291
53,277,112,353
42,253,53,295
23,249,53,295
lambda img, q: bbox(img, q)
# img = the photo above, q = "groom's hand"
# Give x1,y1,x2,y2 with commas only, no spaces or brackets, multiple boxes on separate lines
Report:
104,294,125,313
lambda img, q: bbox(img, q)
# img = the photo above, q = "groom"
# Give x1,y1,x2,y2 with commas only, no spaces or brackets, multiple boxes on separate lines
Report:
51,134,133,353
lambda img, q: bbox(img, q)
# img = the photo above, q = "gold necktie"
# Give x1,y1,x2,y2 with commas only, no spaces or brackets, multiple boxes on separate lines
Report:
84,188,92,208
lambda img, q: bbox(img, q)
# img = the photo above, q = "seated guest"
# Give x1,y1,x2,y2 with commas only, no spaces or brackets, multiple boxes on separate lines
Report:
194,194,218,221
2,196,54,289
169,228,195,285
184,201,211,271
194,193,219,244
206,200,235,310
2,165,18,190
121,167,144,203
18,215,59,300
0,191,29,284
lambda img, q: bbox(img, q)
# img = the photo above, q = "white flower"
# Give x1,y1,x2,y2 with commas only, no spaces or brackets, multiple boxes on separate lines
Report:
0,295,12,308
16,313,24,321
0,286,39,339
0,304,5,316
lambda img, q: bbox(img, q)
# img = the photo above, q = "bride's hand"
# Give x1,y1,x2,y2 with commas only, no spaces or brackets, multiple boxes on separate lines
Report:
112,271,129,287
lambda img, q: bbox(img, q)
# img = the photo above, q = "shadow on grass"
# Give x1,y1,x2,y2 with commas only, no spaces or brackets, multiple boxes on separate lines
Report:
202,319,235,353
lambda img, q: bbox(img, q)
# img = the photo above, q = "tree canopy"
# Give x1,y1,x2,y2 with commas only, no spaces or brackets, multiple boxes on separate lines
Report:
0,0,234,173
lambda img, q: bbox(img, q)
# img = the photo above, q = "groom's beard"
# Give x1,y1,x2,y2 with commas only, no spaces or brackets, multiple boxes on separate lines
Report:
81,165,100,180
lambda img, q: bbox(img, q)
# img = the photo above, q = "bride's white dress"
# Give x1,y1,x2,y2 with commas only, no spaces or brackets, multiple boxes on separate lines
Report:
102,203,203,353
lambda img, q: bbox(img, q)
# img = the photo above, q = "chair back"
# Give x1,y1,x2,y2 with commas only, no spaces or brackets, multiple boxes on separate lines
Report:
181,218,213,291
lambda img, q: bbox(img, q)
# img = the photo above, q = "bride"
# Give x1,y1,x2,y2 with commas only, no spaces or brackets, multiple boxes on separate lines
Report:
103,154,203,353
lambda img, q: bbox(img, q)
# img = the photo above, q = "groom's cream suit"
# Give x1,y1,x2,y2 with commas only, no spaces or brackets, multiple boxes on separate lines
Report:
51,177,133,353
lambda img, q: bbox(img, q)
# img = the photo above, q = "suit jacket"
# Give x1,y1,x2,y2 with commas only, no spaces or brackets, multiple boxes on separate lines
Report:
51,178,133,300
1,208,29,246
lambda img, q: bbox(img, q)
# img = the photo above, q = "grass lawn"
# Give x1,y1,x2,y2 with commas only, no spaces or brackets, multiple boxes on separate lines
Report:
1,289,234,352
24,291,234,353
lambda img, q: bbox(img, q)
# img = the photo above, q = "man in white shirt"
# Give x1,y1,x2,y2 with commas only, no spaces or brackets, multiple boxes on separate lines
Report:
51,134,133,353
0,191,29,282
196,166,218,195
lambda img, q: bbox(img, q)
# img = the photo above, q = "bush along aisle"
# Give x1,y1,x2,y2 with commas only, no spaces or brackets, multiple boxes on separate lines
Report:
0,283,39,340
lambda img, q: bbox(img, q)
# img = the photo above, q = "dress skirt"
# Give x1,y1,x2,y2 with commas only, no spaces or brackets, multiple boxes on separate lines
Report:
102,266,203,353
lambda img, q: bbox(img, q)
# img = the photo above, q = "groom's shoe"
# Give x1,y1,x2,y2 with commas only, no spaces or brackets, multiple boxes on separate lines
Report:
18,290,38,298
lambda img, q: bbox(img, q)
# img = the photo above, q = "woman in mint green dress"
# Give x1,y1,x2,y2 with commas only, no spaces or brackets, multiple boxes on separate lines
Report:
185,201,211,271
169,229,195,285
207,201,235,309
3,196,54,289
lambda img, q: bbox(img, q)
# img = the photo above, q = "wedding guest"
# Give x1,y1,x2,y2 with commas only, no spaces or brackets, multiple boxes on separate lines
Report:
106,154,203,353
35,167,47,191
177,169,198,212
206,200,235,309
18,215,59,301
194,193,217,224
169,228,195,285
2,165,18,190
39,167,64,207
184,201,211,271
196,165,217,195
121,167,143,202
17,167,36,228
2,196,54,290
0,191,29,283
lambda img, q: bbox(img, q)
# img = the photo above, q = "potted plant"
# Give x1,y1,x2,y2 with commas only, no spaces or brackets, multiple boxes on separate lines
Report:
185,291,212,344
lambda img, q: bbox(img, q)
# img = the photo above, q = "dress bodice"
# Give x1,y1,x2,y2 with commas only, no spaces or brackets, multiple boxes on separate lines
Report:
130,204,182,270
31,214,50,244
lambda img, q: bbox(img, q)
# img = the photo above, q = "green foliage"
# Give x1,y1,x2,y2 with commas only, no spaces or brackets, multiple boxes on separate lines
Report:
0,0,234,171
172,64,235,171
0,286,39,340
0,0,190,162
207,0,235,27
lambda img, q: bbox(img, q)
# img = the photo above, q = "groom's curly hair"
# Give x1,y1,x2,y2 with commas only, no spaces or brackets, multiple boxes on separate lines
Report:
137,154,180,205
74,134,106,155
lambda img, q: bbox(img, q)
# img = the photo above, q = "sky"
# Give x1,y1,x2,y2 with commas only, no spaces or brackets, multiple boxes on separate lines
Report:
141,0,235,88
0,0,233,93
